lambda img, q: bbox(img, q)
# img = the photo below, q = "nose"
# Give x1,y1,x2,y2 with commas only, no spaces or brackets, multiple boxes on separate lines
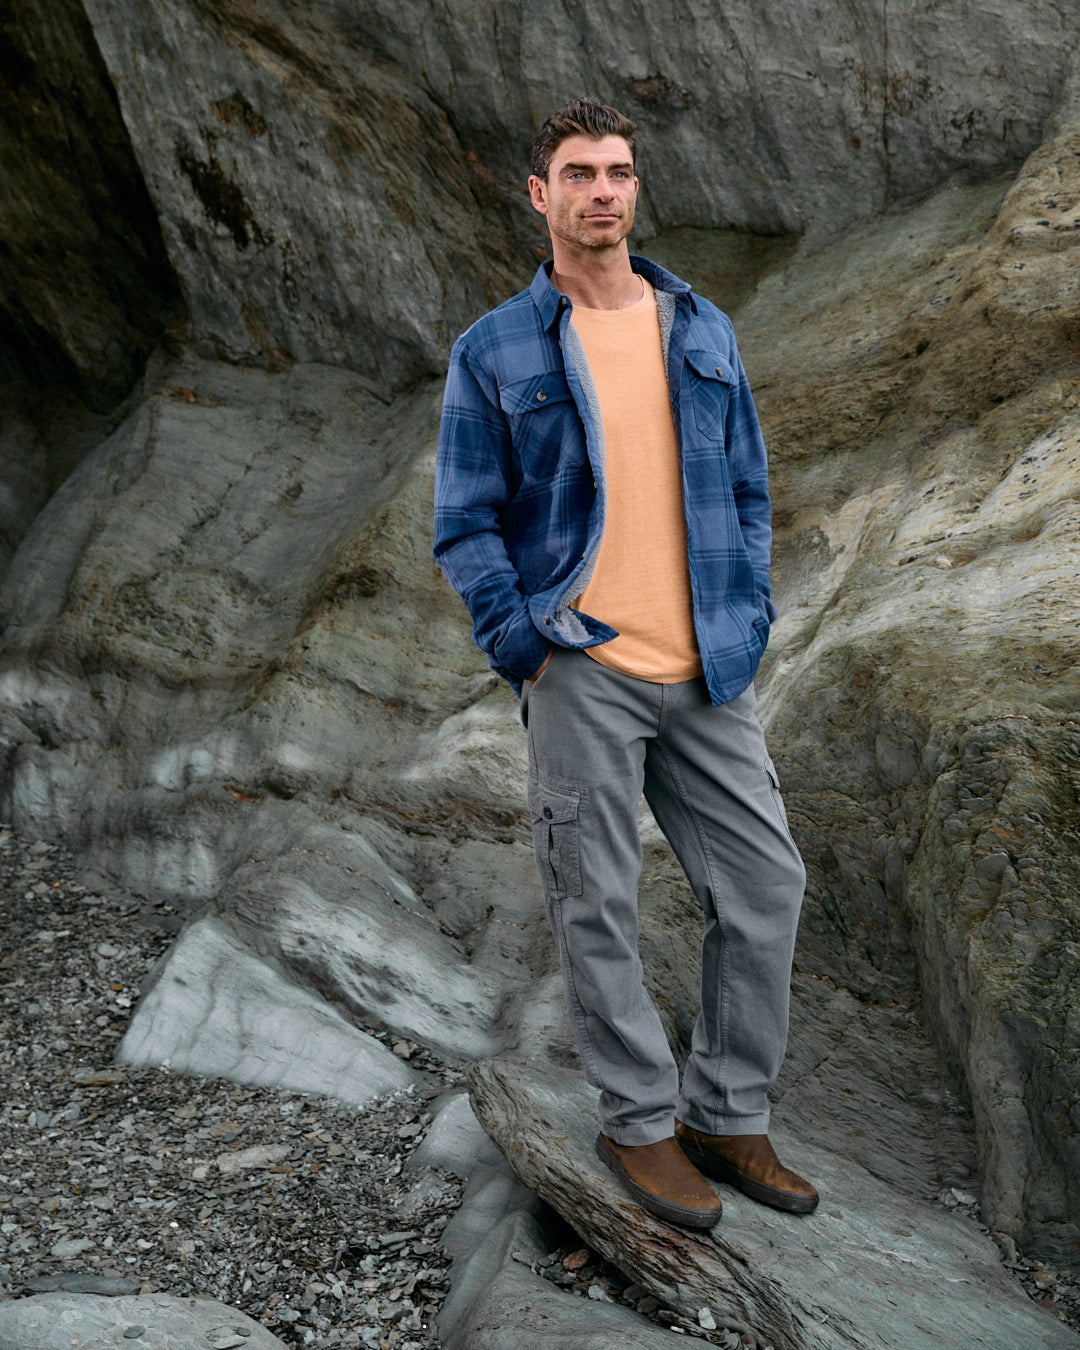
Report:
592,174,616,199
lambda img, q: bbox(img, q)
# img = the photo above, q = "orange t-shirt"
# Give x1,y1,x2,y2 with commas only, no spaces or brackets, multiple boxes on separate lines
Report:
571,282,703,682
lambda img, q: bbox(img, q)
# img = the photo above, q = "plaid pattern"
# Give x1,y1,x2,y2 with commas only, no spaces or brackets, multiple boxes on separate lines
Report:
434,257,776,704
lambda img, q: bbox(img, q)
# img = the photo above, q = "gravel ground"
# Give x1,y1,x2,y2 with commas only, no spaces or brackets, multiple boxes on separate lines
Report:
1,826,1077,1347
0,829,464,1349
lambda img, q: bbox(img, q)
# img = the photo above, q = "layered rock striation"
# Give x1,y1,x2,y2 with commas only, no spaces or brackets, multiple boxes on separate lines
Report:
740,93,1080,1261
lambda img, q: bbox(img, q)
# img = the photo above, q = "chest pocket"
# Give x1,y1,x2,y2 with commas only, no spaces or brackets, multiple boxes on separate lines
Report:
498,370,579,479
499,370,574,416
685,349,735,442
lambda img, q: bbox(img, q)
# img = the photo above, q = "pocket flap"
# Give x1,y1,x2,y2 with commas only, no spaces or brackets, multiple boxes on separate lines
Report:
528,777,580,824
685,349,736,384
499,370,573,415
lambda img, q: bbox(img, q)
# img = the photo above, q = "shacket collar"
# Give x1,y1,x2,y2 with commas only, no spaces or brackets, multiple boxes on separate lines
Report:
529,254,695,329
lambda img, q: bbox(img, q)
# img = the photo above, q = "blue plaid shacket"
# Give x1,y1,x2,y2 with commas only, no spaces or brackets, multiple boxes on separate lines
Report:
434,256,777,705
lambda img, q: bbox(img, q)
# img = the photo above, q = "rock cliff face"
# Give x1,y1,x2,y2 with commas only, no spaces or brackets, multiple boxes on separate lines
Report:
739,97,1080,1260
82,0,530,390
0,0,179,406
2,0,1080,1334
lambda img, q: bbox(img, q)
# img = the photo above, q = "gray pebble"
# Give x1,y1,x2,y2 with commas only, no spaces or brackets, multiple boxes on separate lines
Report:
23,1275,142,1295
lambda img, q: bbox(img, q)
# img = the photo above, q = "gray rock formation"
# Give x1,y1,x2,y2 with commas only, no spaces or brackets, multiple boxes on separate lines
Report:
469,1057,1080,1350
355,0,1078,238
81,0,529,391
0,1290,288,1350
118,911,418,1103
737,92,1080,1264
0,0,179,406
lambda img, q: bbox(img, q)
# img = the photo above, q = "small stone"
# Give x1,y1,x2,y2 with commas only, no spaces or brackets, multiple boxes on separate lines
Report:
122,1326,146,1339
563,1247,590,1271
217,1143,290,1177
391,1040,412,1059
698,1306,717,1330
51,1237,94,1258
192,1165,209,1181
71,1068,126,1085
587,1283,609,1301
24,1275,141,1295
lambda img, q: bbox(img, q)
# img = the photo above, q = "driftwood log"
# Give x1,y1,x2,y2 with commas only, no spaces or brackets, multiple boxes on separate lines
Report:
469,1057,1080,1350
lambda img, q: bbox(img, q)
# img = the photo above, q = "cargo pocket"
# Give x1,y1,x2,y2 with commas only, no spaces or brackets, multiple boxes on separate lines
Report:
764,757,794,835
528,776,583,899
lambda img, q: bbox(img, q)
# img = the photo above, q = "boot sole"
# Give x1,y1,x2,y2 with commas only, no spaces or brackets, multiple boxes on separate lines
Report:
677,1137,819,1214
595,1135,722,1229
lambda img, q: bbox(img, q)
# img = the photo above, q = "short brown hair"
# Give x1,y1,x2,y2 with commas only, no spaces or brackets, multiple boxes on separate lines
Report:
530,97,637,180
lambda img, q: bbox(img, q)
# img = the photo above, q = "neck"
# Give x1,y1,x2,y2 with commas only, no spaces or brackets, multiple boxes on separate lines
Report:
549,242,641,311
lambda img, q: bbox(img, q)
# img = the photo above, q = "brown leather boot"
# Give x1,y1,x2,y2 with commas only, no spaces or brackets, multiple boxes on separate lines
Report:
596,1133,722,1228
674,1122,819,1214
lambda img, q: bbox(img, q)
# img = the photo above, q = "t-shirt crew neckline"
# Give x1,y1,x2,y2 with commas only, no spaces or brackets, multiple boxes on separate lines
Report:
568,278,652,316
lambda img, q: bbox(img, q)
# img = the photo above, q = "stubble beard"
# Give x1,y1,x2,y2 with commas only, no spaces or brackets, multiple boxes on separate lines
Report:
564,213,631,251
556,207,634,252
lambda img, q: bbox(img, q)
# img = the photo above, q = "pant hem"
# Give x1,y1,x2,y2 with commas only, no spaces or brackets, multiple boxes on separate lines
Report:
675,1108,771,1137
600,1117,676,1148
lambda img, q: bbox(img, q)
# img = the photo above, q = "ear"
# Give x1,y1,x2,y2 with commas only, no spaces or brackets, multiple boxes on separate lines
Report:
528,174,549,215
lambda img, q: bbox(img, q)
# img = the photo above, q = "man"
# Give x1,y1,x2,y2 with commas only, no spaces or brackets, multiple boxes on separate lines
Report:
434,98,816,1228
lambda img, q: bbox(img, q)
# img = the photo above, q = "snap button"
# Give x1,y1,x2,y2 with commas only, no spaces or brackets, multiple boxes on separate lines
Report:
543,615,551,625
536,390,547,402
715,366,724,377
543,806,553,820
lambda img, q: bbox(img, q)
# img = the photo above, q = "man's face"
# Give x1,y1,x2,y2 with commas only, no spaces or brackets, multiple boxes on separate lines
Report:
528,134,638,253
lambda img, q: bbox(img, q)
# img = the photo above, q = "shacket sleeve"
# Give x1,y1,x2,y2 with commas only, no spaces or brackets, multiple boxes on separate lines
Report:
723,343,778,625
433,336,552,684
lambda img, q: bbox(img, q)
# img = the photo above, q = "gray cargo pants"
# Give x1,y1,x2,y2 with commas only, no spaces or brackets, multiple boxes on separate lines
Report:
521,646,805,1147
